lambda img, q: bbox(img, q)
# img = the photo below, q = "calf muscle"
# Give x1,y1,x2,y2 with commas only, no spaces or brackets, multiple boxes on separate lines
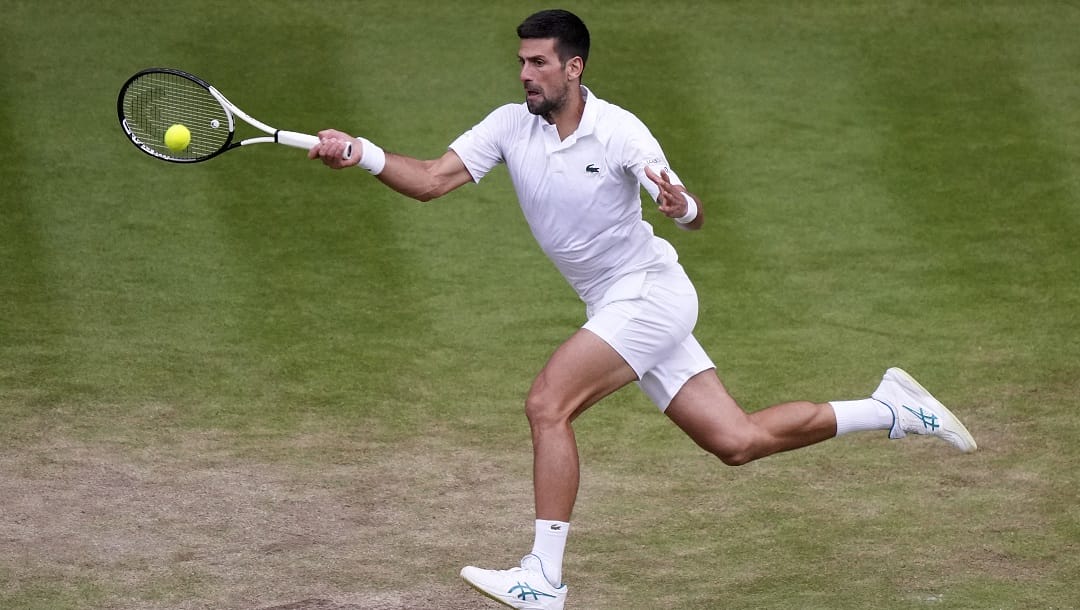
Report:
665,370,838,465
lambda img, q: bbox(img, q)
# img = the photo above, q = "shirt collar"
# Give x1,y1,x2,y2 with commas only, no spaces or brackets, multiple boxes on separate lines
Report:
538,85,596,148
576,85,597,137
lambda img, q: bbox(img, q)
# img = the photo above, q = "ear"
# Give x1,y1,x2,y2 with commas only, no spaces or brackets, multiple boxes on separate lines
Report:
565,56,584,81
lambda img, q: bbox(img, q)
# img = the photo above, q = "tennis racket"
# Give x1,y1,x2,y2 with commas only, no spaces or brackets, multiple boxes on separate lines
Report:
117,67,349,163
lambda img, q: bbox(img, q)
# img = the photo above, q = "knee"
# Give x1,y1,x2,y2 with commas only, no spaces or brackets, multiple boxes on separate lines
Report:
524,390,569,430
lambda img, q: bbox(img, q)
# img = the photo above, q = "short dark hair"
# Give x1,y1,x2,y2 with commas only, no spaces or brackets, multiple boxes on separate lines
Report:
517,9,590,68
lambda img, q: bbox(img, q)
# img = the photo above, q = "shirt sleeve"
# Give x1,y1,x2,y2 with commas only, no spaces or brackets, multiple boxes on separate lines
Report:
448,103,519,184
618,113,684,202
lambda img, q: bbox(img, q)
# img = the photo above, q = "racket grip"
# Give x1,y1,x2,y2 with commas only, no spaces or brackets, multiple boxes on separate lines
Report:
277,130,352,160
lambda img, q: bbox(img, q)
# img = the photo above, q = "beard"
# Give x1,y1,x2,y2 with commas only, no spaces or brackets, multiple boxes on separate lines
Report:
525,83,569,118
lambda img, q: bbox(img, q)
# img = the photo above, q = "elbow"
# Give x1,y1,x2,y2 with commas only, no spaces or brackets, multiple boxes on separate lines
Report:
404,180,445,203
412,185,445,203
410,173,456,203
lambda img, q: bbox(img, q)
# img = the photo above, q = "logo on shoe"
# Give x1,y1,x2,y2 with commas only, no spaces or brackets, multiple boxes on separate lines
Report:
902,405,939,431
510,581,557,601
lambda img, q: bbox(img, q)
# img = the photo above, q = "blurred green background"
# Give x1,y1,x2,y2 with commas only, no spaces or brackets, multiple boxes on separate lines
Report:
2,1,1078,608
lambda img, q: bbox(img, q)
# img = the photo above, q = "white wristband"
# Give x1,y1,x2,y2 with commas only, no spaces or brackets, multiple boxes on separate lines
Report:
355,137,386,175
675,192,698,224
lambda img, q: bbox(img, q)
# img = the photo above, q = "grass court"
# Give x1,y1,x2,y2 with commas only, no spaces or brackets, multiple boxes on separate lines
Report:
1,1,1078,608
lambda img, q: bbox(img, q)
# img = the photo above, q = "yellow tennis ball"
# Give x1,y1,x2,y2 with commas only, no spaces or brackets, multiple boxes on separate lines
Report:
164,124,191,152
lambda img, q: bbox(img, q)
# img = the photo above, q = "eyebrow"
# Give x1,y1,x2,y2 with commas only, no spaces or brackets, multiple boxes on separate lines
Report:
518,52,557,65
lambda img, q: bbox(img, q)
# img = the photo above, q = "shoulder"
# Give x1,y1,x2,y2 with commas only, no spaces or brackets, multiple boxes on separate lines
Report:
485,102,532,125
464,102,532,138
490,101,528,116
584,92,669,173
593,95,649,129
590,95,653,147
589,94,656,161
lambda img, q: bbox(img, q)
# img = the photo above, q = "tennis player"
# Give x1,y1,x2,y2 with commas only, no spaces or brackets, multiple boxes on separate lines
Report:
310,9,976,609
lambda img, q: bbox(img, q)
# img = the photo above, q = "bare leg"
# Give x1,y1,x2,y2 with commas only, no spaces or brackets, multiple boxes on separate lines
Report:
525,329,639,520
665,369,837,465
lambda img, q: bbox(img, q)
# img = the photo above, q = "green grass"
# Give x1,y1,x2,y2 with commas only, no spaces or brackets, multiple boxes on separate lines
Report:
2,1,1079,609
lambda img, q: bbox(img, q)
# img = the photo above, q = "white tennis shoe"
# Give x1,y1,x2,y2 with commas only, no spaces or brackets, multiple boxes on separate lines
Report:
872,367,977,452
460,554,567,609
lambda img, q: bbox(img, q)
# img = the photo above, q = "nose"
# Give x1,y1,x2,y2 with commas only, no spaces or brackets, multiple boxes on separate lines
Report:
520,63,532,83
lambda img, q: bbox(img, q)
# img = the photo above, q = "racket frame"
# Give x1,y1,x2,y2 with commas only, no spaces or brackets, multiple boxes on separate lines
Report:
118,67,343,163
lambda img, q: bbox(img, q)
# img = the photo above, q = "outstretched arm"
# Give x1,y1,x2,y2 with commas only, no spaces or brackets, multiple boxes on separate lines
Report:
644,165,704,230
308,129,474,202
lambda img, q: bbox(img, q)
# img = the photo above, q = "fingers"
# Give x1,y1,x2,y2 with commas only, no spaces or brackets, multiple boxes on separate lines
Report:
644,165,660,185
644,165,675,188
645,165,688,218
310,129,357,169
645,165,674,193
657,194,683,218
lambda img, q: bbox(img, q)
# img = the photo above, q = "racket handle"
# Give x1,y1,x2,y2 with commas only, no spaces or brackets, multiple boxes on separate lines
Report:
277,130,353,160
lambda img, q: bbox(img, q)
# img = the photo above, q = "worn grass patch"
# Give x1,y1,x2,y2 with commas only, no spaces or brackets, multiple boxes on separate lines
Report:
0,425,529,610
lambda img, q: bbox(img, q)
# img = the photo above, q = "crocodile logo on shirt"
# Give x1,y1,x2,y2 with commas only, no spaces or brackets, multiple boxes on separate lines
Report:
585,163,600,174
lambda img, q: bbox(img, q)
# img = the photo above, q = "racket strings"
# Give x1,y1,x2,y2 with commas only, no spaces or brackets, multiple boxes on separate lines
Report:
121,72,231,160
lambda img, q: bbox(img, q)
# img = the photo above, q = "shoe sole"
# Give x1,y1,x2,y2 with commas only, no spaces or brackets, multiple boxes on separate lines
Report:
460,567,566,610
460,568,515,608
887,367,978,453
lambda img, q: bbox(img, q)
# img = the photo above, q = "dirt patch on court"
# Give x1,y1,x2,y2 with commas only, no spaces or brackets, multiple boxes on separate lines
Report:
259,601,364,610
0,429,527,609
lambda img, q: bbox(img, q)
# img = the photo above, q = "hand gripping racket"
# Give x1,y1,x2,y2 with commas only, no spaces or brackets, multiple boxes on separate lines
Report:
117,67,349,163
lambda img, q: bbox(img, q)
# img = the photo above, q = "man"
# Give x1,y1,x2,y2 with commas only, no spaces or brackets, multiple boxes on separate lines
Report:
309,9,976,610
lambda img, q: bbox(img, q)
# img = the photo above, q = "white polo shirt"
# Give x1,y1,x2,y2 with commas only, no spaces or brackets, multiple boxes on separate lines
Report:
449,86,684,306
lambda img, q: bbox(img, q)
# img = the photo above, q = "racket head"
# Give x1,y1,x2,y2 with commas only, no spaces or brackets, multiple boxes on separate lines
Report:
117,68,235,163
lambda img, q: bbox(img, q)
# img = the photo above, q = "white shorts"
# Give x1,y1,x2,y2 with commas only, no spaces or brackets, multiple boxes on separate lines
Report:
583,266,716,411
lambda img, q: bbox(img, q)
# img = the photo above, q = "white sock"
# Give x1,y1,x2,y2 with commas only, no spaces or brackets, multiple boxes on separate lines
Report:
530,519,569,587
830,399,894,436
